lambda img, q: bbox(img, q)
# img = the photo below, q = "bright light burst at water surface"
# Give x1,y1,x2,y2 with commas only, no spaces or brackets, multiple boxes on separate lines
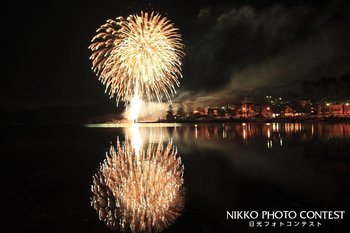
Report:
89,11,185,105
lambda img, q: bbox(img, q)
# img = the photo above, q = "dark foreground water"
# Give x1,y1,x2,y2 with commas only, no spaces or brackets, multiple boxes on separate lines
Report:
1,122,350,233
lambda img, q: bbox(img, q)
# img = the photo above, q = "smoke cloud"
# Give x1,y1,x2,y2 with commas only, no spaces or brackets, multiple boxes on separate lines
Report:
175,1,350,106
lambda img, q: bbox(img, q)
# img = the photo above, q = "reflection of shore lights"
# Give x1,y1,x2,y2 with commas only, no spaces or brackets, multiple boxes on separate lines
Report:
243,128,247,140
272,123,280,132
267,140,273,148
222,129,227,139
91,141,184,233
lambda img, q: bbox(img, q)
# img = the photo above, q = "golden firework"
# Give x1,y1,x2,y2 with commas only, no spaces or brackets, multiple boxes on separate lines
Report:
91,140,185,232
89,11,185,103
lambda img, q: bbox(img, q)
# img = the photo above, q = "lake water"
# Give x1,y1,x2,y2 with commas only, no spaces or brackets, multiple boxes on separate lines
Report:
1,122,349,232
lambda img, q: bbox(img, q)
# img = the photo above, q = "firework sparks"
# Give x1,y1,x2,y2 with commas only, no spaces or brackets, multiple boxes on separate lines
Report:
89,11,185,104
126,85,142,122
91,140,185,233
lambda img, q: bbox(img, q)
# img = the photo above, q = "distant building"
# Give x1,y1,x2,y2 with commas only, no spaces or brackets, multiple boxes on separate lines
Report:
188,107,205,117
333,104,344,116
298,100,312,106
242,98,258,118
265,95,284,106
318,102,350,117
345,103,350,115
261,105,272,118
297,99,315,115
226,104,239,118
206,106,220,116
282,105,295,117
171,98,350,121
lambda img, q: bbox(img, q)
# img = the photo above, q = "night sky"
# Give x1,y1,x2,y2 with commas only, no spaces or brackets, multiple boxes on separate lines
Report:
3,0,350,110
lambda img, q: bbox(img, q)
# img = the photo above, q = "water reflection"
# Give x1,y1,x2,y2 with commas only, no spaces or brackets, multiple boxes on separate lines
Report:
85,122,350,232
91,139,184,232
87,122,350,148
156,122,350,149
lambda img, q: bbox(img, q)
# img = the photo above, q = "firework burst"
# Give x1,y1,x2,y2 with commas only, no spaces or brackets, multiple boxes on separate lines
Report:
89,11,185,104
91,140,185,233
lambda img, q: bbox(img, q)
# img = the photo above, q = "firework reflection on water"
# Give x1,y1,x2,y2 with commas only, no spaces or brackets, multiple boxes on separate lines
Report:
91,140,185,232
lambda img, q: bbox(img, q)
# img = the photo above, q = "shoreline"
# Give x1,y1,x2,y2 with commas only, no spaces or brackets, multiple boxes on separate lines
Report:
1,116,350,127
154,117,350,124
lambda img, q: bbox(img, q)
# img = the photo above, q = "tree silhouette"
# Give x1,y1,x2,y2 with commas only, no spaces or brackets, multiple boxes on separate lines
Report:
186,104,194,117
166,105,174,121
176,104,186,118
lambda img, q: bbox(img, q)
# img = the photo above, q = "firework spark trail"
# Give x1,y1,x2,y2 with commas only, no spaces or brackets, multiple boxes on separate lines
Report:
91,140,184,233
127,84,142,122
89,11,185,105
